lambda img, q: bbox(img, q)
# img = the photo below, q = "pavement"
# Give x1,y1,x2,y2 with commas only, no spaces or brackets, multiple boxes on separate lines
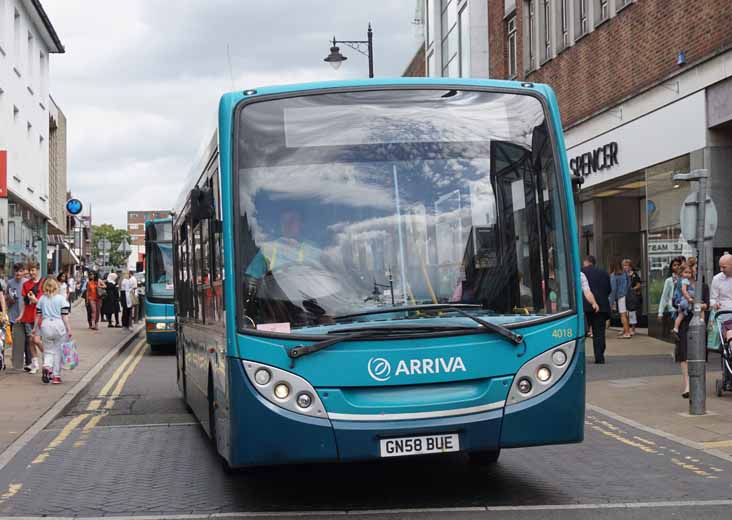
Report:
586,327,732,458
0,302,142,459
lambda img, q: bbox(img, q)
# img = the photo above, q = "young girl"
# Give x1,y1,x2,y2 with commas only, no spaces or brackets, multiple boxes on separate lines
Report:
672,263,695,339
32,278,72,384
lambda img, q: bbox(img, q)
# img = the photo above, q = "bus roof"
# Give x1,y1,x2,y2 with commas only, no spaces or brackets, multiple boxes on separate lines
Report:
145,217,172,226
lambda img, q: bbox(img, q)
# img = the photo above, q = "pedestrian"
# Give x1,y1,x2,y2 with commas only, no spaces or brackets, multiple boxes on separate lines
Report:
80,272,92,328
609,260,631,339
85,271,101,330
128,271,139,324
657,257,683,337
6,263,28,367
20,262,44,373
32,277,71,384
711,253,732,351
102,273,121,328
623,258,642,336
672,262,695,339
582,255,612,364
57,272,69,301
67,273,76,304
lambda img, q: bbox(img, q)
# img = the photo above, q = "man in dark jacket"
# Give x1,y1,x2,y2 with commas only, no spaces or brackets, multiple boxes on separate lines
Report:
582,255,612,364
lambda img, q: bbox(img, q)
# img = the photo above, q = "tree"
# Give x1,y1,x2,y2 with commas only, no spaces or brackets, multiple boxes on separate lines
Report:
92,224,131,269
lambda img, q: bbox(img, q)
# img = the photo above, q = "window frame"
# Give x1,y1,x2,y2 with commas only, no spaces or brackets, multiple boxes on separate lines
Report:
507,16,517,78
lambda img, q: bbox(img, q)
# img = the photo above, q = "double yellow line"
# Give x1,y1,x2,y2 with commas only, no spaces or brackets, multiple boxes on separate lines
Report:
32,338,147,464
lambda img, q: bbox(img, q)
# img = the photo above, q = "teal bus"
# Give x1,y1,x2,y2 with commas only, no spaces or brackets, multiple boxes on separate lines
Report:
145,218,176,349
173,78,584,469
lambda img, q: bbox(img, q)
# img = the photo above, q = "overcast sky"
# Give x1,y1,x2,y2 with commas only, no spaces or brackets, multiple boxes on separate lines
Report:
43,0,422,228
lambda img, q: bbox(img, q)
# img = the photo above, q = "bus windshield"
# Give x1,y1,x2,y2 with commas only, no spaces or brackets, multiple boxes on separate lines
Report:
236,88,573,332
146,220,174,300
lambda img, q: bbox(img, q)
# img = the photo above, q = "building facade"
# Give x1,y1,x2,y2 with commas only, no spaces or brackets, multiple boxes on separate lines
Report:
127,210,170,270
411,0,732,341
0,0,64,275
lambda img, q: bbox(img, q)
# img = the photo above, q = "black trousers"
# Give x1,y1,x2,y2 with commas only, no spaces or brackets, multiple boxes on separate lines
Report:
590,311,608,363
85,300,93,327
122,303,132,328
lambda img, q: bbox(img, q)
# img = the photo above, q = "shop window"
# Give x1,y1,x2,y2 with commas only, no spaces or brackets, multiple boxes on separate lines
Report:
645,155,693,317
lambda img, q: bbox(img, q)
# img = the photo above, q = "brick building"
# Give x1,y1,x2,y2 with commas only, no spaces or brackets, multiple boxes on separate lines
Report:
127,209,170,270
412,0,732,341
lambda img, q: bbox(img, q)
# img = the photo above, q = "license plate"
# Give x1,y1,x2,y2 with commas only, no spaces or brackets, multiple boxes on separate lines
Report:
379,433,460,458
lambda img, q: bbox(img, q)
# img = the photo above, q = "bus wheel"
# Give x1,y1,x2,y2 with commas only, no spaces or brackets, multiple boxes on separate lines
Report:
469,449,500,465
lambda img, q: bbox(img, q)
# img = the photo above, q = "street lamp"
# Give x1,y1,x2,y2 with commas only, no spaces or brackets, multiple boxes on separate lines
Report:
323,23,374,78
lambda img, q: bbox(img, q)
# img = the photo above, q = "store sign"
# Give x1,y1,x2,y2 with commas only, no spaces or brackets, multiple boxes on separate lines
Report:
569,141,619,178
0,150,7,198
66,198,83,215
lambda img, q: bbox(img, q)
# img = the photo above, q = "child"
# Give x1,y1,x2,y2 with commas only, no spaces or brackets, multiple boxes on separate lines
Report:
32,278,72,384
672,263,695,339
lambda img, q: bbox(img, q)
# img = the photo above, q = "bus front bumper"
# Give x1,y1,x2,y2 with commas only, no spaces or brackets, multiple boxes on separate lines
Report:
227,344,584,467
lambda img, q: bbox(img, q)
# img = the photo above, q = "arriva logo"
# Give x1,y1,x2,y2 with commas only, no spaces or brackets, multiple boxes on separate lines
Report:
368,357,392,382
367,356,466,382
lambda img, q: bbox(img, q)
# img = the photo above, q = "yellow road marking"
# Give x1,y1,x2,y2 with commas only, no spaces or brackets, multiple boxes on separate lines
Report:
86,399,102,411
633,436,657,446
104,342,146,409
703,439,732,449
73,413,108,448
671,457,714,477
32,413,89,464
0,483,22,504
590,424,658,454
97,339,146,398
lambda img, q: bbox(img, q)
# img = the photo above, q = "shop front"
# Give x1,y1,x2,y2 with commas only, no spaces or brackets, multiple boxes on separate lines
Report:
568,89,732,342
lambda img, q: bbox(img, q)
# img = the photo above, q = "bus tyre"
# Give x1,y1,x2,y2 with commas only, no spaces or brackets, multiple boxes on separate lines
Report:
469,449,500,465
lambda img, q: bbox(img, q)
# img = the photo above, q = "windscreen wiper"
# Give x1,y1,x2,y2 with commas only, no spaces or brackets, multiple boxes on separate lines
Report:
334,303,524,345
288,307,524,365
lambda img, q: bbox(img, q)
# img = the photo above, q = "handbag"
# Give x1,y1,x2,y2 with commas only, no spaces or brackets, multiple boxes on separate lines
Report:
4,324,12,346
97,285,107,299
131,290,139,306
62,339,79,370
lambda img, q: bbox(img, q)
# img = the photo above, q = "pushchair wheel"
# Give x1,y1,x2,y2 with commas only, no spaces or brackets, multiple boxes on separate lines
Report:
716,379,723,397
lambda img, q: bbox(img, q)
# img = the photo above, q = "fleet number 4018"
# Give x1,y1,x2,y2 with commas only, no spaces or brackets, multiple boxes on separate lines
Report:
551,328,573,339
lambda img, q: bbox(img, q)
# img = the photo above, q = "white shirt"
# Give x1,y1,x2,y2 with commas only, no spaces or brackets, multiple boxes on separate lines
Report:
122,276,138,307
68,278,76,292
710,272,732,311
580,272,590,292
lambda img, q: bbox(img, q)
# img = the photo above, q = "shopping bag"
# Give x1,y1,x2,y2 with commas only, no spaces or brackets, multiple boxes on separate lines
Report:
707,309,720,352
62,340,79,370
4,324,12,346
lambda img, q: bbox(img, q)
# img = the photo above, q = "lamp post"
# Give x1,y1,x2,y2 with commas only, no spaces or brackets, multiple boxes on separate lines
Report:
323,23,374,78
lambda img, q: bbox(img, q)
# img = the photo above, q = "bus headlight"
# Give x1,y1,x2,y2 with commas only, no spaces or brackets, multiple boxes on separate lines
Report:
242,360,326,419
536,366,551,382
155,322,167,330
507,340,576,406
274,383,290,400
254,369,271,386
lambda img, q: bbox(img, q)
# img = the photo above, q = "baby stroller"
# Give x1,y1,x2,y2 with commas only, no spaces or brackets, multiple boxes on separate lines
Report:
710,310,732,397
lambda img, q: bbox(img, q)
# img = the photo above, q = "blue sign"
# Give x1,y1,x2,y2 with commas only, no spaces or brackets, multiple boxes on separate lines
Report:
66,198,83,215
647,200,656,215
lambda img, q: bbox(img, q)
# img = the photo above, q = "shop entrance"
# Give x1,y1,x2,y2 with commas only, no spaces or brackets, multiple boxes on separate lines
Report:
579,173,648,326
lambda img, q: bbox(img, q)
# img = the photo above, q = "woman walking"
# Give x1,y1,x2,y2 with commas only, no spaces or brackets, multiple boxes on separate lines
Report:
57,272,69,300
32,277,72,384
120,271,132,329
623,259,642,336
102,273,121,328
610,260,632,339
85,272,101,330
